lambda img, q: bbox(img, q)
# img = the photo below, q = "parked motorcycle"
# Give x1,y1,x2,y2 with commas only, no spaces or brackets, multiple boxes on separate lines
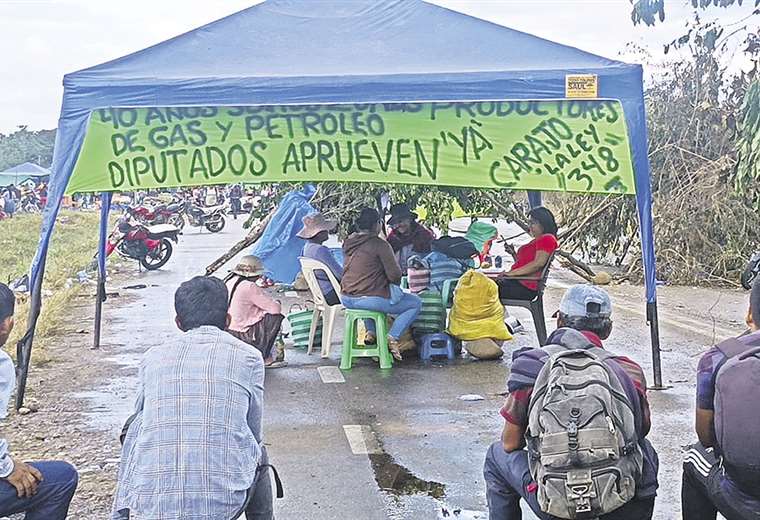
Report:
741,251,760,290
106,215,180,270
129,200,184,227
173,201,227,233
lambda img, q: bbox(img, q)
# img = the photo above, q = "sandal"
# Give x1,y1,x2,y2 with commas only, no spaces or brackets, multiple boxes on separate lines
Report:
388,338,403,361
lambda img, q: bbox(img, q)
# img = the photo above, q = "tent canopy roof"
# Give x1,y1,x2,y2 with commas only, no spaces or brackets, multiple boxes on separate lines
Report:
1,162,50,176
68,0,633,85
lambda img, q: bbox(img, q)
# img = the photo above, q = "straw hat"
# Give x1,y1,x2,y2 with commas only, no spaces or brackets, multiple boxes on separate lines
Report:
297,213,337,239
230,255,265,278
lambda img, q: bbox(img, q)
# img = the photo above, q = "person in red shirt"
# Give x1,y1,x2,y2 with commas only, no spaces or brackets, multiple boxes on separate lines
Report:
497,207,558,301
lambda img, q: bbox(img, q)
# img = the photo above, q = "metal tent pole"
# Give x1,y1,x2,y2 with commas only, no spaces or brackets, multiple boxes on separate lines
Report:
15,254,46,410
93,193,112,349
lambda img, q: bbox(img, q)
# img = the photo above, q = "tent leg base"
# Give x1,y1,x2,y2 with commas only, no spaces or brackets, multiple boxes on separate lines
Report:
647,301,663,388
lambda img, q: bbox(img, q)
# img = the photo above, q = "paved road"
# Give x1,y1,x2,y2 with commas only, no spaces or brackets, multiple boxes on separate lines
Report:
90,217,743,519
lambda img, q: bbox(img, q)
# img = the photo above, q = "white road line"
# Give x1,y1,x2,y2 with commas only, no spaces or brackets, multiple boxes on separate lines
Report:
318,366,345,384
342,425,382,455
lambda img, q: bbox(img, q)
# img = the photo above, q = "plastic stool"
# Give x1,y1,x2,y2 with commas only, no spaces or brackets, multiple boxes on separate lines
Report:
420,333,458,360
341,309,393,370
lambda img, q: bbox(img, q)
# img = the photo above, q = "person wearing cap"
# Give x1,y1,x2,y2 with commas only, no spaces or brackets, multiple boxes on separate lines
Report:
298,213,343,306
225,256,285,367
483,284,659,520
341,208,422,360
386,203,435,275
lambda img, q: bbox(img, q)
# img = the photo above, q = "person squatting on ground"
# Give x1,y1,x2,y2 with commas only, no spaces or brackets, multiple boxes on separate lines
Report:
681,280,760,520
386,203,435,275
113,276,279,520
298,212,343,306
341,207,422,360
226,255,286,368
483,284,659,520
0,283,78,520
497,207,558,302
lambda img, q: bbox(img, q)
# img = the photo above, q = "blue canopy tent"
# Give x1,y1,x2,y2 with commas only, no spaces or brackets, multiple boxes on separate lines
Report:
19,0,663,407
0,162,50,186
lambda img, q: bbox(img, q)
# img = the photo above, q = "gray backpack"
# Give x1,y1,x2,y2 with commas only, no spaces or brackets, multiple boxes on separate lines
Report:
714,337,760,494
526,345,643,519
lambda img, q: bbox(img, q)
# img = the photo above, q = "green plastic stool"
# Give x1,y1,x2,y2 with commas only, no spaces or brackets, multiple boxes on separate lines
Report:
340,309,393,370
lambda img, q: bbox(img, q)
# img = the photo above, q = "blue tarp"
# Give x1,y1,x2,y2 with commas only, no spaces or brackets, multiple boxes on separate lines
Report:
34,0,657,309
252,185,316,283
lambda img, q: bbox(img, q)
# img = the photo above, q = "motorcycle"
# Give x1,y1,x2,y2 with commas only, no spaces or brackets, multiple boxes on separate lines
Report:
741,251,760,290
129,200,184,227
106,215,180,270
173,200,227,233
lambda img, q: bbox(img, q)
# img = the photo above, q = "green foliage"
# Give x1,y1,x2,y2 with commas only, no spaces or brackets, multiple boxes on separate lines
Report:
0,126,56,171
631,0,760,26
243,181,521,235
555,16,760,285
734,80,760,208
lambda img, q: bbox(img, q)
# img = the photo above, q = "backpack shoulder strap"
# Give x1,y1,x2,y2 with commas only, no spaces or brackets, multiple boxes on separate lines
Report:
716,338,754,360
228,276,247,305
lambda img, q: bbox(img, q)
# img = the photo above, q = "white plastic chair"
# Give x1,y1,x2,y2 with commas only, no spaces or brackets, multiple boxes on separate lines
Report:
298,257,343,358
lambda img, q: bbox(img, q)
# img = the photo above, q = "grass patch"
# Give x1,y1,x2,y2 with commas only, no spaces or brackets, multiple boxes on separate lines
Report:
1,210,105,363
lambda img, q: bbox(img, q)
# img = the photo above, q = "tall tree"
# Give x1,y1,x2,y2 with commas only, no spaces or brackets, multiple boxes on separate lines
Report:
0,127,56,171
631,0,760,26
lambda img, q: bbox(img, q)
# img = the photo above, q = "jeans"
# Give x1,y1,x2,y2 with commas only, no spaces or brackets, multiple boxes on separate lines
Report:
483,442,654,520
341,292,422,340
0,460,78,520
682,443,760,520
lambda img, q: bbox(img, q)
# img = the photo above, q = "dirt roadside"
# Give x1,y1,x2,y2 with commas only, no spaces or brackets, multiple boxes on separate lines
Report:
3,289,138,519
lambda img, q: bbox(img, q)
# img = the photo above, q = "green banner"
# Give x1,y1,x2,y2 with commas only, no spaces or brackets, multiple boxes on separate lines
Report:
67,101,636,195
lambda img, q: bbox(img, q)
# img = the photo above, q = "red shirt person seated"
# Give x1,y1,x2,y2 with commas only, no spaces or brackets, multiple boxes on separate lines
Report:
497,207,558,301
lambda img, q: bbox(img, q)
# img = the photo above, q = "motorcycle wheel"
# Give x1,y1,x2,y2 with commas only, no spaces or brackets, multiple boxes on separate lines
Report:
740,265,757,290
140,239,173,270
205,215,226,233
169,214,185,230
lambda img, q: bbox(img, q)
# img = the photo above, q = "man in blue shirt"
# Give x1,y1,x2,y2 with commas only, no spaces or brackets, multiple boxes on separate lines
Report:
0,283,78,520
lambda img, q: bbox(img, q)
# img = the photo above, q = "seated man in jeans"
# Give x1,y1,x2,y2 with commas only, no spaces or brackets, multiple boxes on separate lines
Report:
113,276,278,520
0,283,78,520
483,285,659,520
682,281,760,520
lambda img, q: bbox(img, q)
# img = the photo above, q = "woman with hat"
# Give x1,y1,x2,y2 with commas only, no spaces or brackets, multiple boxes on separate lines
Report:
298,212,343,306
342,208,422,360
387,203,435,275
225,255,286,367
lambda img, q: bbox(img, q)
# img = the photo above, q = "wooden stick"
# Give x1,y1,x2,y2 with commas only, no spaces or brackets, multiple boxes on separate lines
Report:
205,207,277,276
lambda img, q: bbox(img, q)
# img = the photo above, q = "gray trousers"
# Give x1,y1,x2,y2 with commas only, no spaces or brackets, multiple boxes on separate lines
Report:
483,441,654,520
242,446,275,520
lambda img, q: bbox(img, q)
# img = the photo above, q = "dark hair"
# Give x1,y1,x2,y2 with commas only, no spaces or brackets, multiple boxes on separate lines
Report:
0,284,14,322
355,208,381,232
751,281,760,327
559,313,613,340
528,206,558,237
174,276,229,331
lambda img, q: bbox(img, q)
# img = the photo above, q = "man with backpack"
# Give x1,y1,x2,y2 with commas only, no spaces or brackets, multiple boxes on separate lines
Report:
483,284,659,519
681,281,760,519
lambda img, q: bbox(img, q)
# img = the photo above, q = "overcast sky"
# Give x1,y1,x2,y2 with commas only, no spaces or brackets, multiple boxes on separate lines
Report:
0,0,756,133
